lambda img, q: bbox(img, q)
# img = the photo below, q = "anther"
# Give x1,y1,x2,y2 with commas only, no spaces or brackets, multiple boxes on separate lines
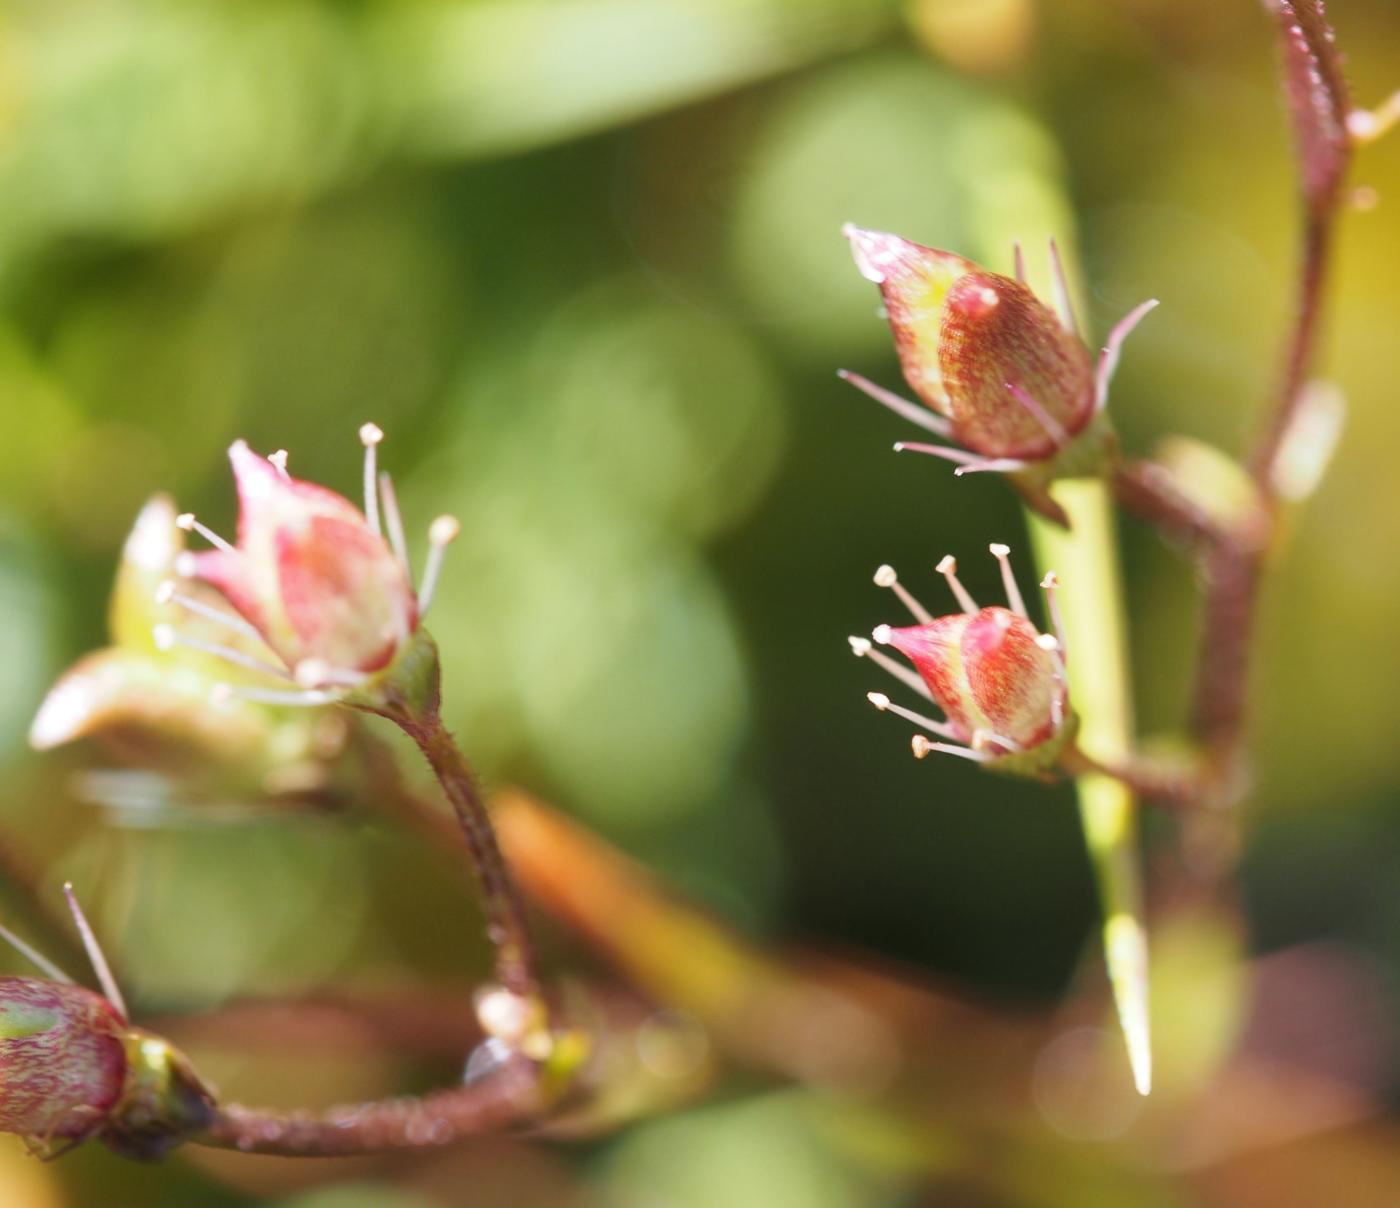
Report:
360,423,385,538
988,544,1028,618
175,513,236,555
419,515,461,615
911,735,986,763
935,556,978,615
873,564,933,624
268,450,290,478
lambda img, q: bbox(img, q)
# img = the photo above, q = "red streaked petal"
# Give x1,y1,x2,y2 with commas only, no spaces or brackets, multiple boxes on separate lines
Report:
275,515,417,673
939,272,1095,460
960,607,1062,748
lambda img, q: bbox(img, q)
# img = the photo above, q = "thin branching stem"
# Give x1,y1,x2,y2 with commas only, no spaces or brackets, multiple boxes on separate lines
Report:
197,1053,544,1156
402,715,544,1005
1193,205,1339,790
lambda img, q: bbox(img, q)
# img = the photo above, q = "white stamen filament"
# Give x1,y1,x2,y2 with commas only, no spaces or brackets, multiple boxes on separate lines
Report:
154,625,291,680
850,635,935,702
419,515,460,615
935,555,978,615
912,735,986,763
213,683,336,708
988,544,1028,618
63,884,127,1022
293,659,367,689
971,728,1021,754
1048,237,1080,338
873,564,933,624
867,691,958,740
1005,382,1069,448
175,513,236,556
1040,571,1068,658
378,471,410,572
1096,299,1159,412
0,919,73,984
952,458,1030,477
838,371,953,439
156,581,264,644
360,423,384,537
893,441,984,466
1012,240,1026,285
894,442,1030,476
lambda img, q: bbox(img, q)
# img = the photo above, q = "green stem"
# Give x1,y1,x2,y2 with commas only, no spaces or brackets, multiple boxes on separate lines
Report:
1028,478,1151,1095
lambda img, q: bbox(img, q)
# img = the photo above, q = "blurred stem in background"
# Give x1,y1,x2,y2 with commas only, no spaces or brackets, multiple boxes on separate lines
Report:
1030,479,1150,1097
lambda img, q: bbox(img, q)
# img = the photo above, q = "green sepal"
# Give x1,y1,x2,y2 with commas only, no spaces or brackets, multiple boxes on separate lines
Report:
100,1030,218,1162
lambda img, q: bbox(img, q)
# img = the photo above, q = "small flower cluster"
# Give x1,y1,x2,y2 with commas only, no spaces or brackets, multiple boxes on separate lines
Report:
850,544,1074,777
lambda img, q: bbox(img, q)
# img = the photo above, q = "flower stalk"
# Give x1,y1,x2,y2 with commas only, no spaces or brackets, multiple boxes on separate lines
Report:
335,628,547,1035
1029,477,1151,1096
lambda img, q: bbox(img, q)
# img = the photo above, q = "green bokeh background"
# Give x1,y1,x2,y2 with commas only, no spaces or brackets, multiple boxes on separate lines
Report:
1,0,1398,1203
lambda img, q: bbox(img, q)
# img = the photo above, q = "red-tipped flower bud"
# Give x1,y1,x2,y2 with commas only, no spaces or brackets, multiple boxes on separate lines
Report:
846,226,1093,460
185,441,418,680
854,548,1073,773
882,607,1064,752
841,226,1156,519
0,978,126,1142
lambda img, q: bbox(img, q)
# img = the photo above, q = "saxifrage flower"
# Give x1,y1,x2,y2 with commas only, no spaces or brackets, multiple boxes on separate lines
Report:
850,544,1075,774
840,225,1156,522
159,425,459,704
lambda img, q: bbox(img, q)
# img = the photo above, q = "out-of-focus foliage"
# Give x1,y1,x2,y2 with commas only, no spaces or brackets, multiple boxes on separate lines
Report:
3,0,1400,1204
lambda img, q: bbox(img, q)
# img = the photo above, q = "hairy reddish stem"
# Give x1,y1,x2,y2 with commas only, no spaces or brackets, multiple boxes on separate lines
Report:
401,714,543,1005
1059,743,1206,810
198,1052,544,1156
1192,213,1335,786
1111,460,1241,551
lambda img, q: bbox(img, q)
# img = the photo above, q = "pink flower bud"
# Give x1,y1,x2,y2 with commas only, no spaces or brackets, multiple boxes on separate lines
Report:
855,548,1073,771
881,607,1065,752
841,227,1156,518
186,440,418,681
846,227,1093,460
0,978,126,1141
